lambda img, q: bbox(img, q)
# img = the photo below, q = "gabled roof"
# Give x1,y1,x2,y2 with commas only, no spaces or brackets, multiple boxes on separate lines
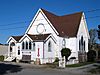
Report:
41,8,83,37
10,34,50,42
27,34,50,41
12,35,23,41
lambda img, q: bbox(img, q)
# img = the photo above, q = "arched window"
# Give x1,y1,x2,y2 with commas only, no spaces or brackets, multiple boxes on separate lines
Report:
79,40,81,50
18,50,20,55
10,42,15,46
84,41,85,51
22,42,24,49
10,47,12,52
33,43,35,51
81,36,84,51
81,36,83,45
29,41,32,50
26,41,28,49
48,41,52,52
79,36,85,52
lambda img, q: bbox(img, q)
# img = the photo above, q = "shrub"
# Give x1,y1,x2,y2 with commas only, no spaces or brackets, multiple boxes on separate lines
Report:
54,57,59,62
98,50,100,59
0,55,4,61
61,48,71,62
87,50,96,62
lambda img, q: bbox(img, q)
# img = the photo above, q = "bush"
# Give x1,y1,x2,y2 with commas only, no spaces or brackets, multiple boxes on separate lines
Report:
54,57,59,62
98,50,100,59
61,48,71,62
0,55,4,61
87,50,96,62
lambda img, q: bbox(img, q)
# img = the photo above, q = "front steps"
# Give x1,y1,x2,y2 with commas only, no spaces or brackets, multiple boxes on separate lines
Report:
4,56,15,62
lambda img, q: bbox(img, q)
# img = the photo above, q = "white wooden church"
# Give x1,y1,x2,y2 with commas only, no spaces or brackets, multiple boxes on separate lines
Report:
5,8,90,64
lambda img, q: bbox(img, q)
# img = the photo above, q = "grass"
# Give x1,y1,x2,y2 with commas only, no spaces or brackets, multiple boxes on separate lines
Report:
66,62,94,67
45,62,59,68
0,55,4,61
45,62,94,68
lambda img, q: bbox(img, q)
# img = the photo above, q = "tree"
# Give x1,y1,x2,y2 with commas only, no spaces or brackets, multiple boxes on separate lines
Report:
61,48,71,62
87,50,96,62
89,29,98,50
97,25,100,40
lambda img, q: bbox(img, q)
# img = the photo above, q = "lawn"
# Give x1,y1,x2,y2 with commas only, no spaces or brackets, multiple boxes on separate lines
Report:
66,62,93,67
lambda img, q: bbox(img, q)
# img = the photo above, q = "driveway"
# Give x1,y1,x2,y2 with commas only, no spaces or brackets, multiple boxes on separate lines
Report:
0,62,99,75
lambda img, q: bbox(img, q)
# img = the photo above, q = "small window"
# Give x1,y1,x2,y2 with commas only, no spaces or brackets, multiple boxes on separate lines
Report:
48,41,52,52
81,36,83,45
84,41,85,51
79,36,85,52
33,43,35,51
26,41,28,49
79,40,81,50
29,41,32,50
10,47,12,52
18,50,20,55
22,42,24,49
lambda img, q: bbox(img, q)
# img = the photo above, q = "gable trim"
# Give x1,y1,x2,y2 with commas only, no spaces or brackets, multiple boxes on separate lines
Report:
40,10,59,35
7,37,17,43
19,34,33,43
25,8,59,35
44,34,57,44
77,13,90,39
82,13,90,39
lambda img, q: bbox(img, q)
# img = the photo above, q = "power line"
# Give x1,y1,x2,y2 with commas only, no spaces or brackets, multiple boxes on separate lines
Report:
85,8,100,13
0,15,100,27
85,16,100,19
0,15,100,30
0,26,28,30
0,8,100,30
0,20,31,26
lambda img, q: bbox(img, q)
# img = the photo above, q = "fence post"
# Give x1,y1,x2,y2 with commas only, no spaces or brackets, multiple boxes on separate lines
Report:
59,56,66,68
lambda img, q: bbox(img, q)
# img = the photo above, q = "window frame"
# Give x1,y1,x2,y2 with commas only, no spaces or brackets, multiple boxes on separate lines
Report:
48,41,52,52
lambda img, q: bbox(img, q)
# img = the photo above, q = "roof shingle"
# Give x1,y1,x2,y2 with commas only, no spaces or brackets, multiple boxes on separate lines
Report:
27,34,50,41
11,34,50,42
41,8,82,37
12,35,23,41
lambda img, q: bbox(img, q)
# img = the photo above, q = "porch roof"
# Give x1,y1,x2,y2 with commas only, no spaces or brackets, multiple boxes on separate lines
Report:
12,35,23,41
11,34,50,42
27,34,50,41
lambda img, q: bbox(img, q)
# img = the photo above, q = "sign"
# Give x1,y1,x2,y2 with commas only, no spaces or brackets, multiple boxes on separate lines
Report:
59,56,66,68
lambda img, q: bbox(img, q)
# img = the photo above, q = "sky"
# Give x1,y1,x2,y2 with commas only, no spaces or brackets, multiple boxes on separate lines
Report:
0,0,100,44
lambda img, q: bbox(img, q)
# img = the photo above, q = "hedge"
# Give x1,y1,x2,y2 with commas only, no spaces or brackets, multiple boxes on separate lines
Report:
0,55,4,61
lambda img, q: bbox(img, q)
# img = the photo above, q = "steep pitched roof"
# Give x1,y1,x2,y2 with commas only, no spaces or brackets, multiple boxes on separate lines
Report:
41,8,82,37
12,35,23,41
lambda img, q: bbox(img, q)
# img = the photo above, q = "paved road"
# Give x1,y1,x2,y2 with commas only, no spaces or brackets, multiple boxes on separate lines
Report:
5,68,77,75
0,62,99,75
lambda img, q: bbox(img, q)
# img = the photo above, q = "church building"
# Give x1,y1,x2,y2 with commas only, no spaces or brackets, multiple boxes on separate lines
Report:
5,8,90,64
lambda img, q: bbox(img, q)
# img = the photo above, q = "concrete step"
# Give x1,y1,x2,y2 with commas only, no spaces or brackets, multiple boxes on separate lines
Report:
4,57,15,62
